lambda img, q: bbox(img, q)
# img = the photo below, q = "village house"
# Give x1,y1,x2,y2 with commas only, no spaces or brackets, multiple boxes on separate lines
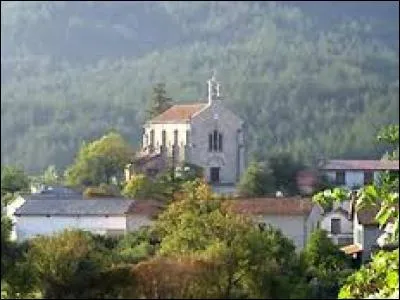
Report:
317,200,353,246
125,75,246,187
227,197,318,250
13,198,162,241
320,159,399,190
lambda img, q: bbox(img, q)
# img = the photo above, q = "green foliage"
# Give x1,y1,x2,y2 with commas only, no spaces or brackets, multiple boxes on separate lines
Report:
146,82,173,118
154,180,308,298
1,2,398,173
1,212,13,280
42,165,60,185
301,229,352,298
267,152,305,195
1,242,39,299
122,174,153,200
238,161,276,196
338,250,399,299
65,132,134,187
1,166,30,195
312,187,350,210
377,124,399,160
83,183,121,198
113,228,157,264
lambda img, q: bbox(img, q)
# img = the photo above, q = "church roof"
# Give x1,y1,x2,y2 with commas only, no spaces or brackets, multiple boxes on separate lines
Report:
149,103,207,123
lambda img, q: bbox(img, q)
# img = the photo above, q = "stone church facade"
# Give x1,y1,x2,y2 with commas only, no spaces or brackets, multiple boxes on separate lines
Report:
126,76,246,185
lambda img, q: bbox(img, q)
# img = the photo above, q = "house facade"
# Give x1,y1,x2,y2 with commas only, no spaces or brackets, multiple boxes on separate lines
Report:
319,201,353,246
227,197,316,250
13,199,162,241
320,159,399,190
126,75,246,185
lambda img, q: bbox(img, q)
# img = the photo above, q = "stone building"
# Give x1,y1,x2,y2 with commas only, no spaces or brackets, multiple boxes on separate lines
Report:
126,75,246,185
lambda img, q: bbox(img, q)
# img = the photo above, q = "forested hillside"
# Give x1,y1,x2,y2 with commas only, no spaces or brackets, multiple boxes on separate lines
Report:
1,1,399,174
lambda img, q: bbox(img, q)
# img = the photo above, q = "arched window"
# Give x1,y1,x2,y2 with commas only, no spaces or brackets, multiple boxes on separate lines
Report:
150,129,155,149
174,130,178,146
162,130,166,147
208,130,223,152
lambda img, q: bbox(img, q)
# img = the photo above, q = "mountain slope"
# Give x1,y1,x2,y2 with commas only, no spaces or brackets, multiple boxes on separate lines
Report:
1,1,399,173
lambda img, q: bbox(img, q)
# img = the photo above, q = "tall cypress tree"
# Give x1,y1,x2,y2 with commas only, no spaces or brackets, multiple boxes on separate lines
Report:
147,83,172,118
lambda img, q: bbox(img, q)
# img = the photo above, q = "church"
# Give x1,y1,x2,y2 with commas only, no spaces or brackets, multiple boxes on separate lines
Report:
126,75,246,185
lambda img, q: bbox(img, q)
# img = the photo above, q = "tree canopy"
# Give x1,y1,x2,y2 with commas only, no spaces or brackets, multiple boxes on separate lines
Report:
65,132,134,187
1,2,398,173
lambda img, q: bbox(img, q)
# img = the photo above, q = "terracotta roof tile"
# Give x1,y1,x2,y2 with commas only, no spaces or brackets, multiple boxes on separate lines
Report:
225,197,313,216
150,103,207,123
340,244,362,255
321,160,399,171
127,200,164,217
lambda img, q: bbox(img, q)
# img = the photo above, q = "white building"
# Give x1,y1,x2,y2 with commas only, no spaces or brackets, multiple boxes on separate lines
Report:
13,198,162,241
228,197,317,250
320,159,399,190
318,201,353,246
127,75,246,186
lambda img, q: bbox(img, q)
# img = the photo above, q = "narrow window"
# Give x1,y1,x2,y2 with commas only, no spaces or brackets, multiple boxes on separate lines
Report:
209,133,213,152
364,172,374,185
213,130,218,151
162,130,166,147
218,133,223,152
336,171,345,185
174,130,178,146
150,129,155,148
186,130,190,145
331,218,341,234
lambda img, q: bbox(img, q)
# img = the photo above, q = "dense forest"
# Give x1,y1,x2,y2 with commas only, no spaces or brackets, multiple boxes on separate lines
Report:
1,1,399,174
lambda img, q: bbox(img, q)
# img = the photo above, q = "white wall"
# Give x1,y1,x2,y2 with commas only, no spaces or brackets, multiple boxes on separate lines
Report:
6,195,26,241
345,171,364,189
15,215,127,241
320,212,353,235
307,205,324,234
144,123,190,160
324,171,384,189
353,213,364,246
190,102,244,184
256,215,308,250
126,215,153,231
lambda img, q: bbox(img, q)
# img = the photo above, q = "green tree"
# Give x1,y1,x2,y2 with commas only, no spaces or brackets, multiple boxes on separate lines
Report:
65,132,134,187
238,161,276,197
26,230,106,298
301,229,352,298
114,227,157,264
122,174,153,200
268,152,305,195
153,180,308,298
146,82,173,118
42,165,60,185
1,212,13,280
1,166,30,196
